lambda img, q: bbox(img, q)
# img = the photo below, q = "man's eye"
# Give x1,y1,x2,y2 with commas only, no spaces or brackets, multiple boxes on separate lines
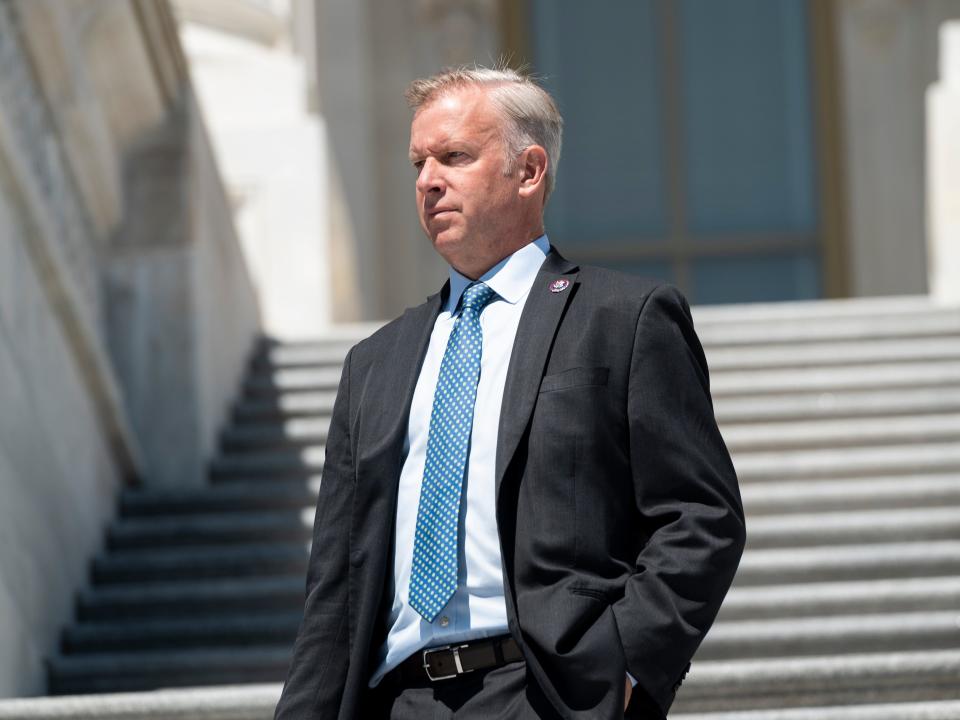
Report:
447,152,465,161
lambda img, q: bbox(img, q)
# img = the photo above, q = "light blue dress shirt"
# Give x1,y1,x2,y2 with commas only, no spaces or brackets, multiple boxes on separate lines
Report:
368,234,551,687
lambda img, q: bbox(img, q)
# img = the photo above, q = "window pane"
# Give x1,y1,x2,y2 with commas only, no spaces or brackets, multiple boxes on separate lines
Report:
680,0,817,236
532,0,665,244
691,252,821,304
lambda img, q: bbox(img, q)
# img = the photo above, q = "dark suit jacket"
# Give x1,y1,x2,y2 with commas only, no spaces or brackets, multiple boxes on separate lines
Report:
274,244,746,720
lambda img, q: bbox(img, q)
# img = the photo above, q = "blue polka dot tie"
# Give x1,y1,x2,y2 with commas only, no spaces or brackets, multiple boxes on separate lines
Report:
409,281,499,622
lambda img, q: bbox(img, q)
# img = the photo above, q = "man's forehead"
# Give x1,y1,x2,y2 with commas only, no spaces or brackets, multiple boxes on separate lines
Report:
409,87,500,152
423,88,478,114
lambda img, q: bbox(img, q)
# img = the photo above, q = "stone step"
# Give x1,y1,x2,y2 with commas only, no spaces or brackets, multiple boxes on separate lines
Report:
732,442,960,481
711,361,960,397
254,336,960,375
718,576,960,622
722,414,960,452
206,440,960,484
62,613,302,654
671,700,960,720
268,300,960,346
695,313,960,348
242,359,960,401
233,391,336,423
0,684,282,720
238,361,960,406
258,298,953,347
47,648,291,695
714,388,960,424
91,545,309,585
85,605,949,667
209,439,960,483
110,505,959,554
741,474,960,515
227,387,960,427
252,343,352,370
243,368,341,398
231,388,960,428
734,541,960,586
259,324,380,347
220,419,329,452
671,649,960,713
5,692,960,720
227,386,960,427
222,413,960,456
120,481,319,517
107,512,313,549
77,577,304,621
215,445,329,467
699,611,960,660
742,507,960,549
209,452,323,481
689,294,937,323
706,337,960,372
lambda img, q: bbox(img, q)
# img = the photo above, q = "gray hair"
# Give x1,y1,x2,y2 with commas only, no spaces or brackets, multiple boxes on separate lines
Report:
405,65,563,203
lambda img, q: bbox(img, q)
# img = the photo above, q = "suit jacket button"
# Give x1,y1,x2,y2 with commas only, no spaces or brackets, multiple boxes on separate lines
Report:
350,550,365,567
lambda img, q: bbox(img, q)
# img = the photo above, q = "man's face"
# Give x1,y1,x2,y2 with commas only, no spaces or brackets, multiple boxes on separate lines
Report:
408,86,522,277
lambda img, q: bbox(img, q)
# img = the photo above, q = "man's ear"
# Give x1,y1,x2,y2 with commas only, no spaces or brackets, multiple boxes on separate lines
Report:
517,145,548,200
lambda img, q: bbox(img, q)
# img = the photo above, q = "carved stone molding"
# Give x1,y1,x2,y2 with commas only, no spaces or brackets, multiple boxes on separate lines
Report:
0,0,144,481
415,0,499,66
170,0,286,47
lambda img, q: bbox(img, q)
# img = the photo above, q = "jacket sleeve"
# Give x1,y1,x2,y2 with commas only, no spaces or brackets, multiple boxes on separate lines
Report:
275,346,356,720
612,283,747,717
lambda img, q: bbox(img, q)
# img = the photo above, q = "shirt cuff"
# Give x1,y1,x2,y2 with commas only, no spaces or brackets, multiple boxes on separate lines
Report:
626,671,638,688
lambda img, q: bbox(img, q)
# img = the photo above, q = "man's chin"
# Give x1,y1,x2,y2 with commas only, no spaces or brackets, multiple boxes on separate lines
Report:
429,230,466,251
428,232,472,269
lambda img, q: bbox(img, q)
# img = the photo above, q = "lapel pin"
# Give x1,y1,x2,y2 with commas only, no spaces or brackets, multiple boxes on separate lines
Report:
549,278,570,293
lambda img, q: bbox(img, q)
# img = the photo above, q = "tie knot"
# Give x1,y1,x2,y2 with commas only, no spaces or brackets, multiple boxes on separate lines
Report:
460,282,497,313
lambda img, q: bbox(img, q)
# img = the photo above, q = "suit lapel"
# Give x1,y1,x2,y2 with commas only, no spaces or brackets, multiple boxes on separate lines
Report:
349,285,446,645
495,246,579,500
354,283,446,507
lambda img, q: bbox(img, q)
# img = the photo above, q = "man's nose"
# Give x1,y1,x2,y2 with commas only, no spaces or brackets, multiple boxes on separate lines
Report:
416,157,444,194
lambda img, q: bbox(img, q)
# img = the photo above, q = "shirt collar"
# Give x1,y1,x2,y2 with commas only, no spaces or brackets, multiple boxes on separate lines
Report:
446,234,551,314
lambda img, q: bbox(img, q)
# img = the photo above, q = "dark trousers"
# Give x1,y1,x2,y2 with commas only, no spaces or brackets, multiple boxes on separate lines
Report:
363,658,563,720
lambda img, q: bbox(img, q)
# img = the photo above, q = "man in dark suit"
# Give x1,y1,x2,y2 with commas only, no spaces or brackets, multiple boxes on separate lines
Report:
274,66,746,720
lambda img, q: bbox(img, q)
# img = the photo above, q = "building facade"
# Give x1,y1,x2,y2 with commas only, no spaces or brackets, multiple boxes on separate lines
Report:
1,0,959,700
312,0,960,318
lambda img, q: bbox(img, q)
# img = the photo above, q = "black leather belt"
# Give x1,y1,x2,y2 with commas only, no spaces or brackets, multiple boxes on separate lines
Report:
394,634,523,683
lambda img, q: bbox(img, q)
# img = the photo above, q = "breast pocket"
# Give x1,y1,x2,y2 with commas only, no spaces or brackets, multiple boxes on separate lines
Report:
539,366,610,393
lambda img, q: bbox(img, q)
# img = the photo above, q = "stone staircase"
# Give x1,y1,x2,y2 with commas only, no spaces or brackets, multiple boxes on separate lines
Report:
23,294,960,717
44,336,356,696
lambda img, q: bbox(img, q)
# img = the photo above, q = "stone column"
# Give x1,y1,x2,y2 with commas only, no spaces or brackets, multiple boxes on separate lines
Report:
835,0,931,297
927,21,960,304
314,0,500,322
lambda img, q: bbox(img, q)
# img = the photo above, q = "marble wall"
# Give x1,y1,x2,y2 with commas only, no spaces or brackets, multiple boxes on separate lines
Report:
0,0,260,695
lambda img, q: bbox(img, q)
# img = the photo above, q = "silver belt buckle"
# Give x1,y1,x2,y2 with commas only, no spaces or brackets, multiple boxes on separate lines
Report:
422,643,472,681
